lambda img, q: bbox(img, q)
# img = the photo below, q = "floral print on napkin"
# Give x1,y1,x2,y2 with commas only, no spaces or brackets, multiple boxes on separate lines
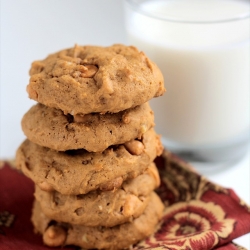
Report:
135,151,250,250
0,151,249,250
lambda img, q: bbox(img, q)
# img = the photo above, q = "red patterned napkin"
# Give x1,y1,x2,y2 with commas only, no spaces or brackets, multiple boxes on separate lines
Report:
0,151,249,250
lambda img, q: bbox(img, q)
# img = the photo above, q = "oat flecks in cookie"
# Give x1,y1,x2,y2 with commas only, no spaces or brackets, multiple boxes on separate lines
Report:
35,163,160,227
21,102,155,152
27,44,165,115
15,128,163,195
17,43,165,250
32,192,164,250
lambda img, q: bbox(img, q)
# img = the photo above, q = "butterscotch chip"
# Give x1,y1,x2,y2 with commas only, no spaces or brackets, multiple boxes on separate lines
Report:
43,225,67,247
32,192,164,250
99,177,123,192
21,102,154,152
15,128,163,195
37,181,54,192
35,163,160,227
27,44,165,114
124,140,145,155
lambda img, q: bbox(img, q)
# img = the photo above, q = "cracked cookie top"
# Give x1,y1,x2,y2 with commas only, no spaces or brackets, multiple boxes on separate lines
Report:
35,163,160,227
32,192,164,250
27,44,165,115
15,128,163,195
21,102,154,152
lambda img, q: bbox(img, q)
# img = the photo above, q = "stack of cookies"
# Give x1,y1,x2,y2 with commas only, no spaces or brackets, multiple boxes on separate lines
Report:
16,44,166,249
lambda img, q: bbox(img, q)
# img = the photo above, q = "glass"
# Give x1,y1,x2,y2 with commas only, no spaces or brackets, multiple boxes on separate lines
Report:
123,0,250,167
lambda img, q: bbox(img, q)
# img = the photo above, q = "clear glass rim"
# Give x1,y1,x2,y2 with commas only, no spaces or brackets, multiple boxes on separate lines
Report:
125,0,250,24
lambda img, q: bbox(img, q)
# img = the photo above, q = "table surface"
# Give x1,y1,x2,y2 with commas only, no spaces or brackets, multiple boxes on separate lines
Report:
192,146,250,249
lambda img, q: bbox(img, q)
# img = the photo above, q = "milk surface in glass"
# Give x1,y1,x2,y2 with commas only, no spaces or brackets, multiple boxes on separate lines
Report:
125,0,250,160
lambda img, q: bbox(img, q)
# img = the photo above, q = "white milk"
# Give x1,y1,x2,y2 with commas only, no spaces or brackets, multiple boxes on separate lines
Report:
125,0,250,147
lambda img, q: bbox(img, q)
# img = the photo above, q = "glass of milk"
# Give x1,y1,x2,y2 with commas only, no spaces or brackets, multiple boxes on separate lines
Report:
124,0,250,166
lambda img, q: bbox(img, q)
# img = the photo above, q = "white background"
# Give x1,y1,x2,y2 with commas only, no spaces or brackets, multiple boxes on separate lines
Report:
0,0,249,248
0,0,126,158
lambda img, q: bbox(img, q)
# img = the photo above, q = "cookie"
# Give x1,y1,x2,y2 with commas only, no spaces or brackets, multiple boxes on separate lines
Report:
16,128,163,195
35,163,160,227
27,44,165,115
32,192,164,250
21,102,154,152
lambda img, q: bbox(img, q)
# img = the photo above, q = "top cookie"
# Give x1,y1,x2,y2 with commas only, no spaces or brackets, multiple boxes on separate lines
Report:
27,44,165,114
